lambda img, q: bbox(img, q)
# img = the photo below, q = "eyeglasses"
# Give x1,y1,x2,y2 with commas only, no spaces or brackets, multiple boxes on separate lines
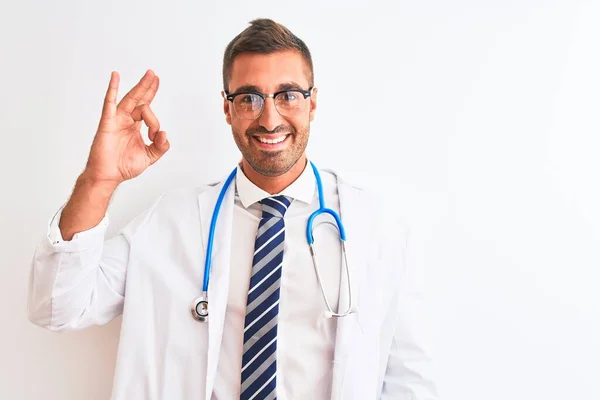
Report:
225,87,313,120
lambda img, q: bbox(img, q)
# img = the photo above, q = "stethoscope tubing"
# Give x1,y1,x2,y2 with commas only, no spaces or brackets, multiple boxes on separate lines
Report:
194,161,353,322
203,168,237,292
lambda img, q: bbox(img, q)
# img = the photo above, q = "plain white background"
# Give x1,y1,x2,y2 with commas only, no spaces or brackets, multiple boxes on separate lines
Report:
1,0,599,399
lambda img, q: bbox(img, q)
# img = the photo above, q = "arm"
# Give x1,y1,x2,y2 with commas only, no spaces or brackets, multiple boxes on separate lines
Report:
27,177,130,331
58,173,118,241
27,69,169,331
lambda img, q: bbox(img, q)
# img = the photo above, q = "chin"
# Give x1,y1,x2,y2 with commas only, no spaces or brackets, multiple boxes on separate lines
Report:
250,157,297,177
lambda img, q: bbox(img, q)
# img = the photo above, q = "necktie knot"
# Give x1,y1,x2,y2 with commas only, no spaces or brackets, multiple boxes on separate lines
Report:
259,195,292,219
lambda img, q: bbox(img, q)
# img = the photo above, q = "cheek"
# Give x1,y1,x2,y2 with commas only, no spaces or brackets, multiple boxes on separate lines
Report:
287,116,308,135
232,118,254,138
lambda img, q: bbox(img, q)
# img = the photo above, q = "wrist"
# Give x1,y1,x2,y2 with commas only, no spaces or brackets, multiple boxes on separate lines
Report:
76,172,120,194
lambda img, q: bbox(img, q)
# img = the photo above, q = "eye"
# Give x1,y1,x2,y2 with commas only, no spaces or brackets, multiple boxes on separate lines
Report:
239,94,255,104
280,91,298,102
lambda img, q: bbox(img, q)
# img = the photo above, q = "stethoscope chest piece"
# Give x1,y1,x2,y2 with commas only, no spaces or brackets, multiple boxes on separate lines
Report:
190,294,208,322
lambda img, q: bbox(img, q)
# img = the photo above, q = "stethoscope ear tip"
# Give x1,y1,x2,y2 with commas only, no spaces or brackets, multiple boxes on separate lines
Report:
323,310,334,319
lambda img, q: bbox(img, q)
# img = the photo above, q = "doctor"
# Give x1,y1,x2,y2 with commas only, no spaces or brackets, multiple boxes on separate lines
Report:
27,18,439,399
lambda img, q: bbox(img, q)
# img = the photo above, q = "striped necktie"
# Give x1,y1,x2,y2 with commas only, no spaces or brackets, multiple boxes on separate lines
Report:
240,195,292,400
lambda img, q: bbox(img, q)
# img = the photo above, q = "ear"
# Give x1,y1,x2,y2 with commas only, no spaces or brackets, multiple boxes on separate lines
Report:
222,91,232,126
309,87,318,122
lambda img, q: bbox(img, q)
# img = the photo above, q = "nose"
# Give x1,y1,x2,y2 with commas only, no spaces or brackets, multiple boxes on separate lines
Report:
257,97,284,131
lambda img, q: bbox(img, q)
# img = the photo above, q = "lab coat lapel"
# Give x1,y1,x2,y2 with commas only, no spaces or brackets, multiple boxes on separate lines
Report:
330,178,372,399
197,175,236,400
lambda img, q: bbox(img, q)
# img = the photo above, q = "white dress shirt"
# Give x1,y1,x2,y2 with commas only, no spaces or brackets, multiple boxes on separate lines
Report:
213,160,345,399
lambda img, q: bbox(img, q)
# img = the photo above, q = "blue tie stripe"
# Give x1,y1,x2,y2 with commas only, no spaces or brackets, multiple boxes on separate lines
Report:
246,263,281,305
240,195,291,399
243,307,277,349
273,195,292,208
254,384,276,400
242,324,278,367
253,218,285,253
241,333,278,381
264,195,292,210
244,287,281,327
241,360,277,399
243,291,280,341
250,244,283,286
245,271,281,317
251,240,284,276
261,196,291,218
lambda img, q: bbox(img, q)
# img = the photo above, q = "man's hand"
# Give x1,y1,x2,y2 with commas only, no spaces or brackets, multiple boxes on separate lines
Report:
82,69,170,185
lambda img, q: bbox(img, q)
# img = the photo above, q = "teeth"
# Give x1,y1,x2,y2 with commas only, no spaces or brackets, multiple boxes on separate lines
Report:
258,135,286,144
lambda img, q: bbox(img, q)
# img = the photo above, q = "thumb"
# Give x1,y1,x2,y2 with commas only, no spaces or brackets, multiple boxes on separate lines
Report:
146,130,170,164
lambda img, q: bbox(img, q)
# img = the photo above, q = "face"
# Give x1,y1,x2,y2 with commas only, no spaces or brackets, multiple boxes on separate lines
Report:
223,50,317,177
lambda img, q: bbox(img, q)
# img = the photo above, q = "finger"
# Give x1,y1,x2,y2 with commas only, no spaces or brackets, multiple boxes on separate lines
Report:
146,131,170,164
101,71,119,118
117,70,155,114
138,75,160,106
131,104,160,141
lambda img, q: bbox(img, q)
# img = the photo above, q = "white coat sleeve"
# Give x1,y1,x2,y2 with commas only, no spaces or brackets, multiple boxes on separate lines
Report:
380,224,440,399
27,203,133,332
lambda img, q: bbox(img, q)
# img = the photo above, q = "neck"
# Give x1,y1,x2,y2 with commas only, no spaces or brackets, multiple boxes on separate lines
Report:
241,156,308,194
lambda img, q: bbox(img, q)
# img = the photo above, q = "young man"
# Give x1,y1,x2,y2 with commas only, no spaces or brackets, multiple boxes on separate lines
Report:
28,18,439,399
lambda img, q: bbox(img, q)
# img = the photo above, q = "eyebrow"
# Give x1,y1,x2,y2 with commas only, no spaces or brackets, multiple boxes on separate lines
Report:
277,82,306,91
230,81,307,94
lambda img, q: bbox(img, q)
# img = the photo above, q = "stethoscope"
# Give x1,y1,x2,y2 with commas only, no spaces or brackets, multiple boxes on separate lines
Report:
191,161,355,322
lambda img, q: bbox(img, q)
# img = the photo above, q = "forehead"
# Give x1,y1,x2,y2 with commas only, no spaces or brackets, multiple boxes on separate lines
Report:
229,50,310,93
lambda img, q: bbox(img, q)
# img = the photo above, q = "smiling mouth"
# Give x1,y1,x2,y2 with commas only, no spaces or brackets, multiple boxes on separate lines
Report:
254,135,289,144
251,133,293,149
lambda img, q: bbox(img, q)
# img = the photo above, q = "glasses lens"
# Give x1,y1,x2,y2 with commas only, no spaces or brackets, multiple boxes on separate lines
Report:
233,93,264,120
275,91,306,117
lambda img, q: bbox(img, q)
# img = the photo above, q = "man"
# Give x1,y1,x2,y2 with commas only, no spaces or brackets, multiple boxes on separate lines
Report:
27,18,439,399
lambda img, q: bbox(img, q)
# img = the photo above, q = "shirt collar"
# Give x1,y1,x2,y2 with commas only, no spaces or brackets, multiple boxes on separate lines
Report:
236,159,316,209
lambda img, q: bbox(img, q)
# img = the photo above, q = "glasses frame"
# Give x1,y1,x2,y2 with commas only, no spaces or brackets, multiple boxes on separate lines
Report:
224,87,314,120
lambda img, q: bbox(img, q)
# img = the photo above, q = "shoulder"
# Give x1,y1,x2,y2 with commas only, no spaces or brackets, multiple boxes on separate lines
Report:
317,167,368,199
152,186,206,210
151,168,233,210
319,167,401,215
320,166,410,237
121,180,222,237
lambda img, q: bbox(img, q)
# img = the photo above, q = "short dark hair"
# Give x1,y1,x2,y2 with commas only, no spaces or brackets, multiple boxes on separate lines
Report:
222,18,314,91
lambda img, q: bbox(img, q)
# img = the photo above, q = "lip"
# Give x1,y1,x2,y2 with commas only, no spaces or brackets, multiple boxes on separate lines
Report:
252,134,291,150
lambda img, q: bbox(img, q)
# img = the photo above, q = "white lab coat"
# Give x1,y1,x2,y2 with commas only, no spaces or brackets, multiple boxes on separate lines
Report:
27,168,439,399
